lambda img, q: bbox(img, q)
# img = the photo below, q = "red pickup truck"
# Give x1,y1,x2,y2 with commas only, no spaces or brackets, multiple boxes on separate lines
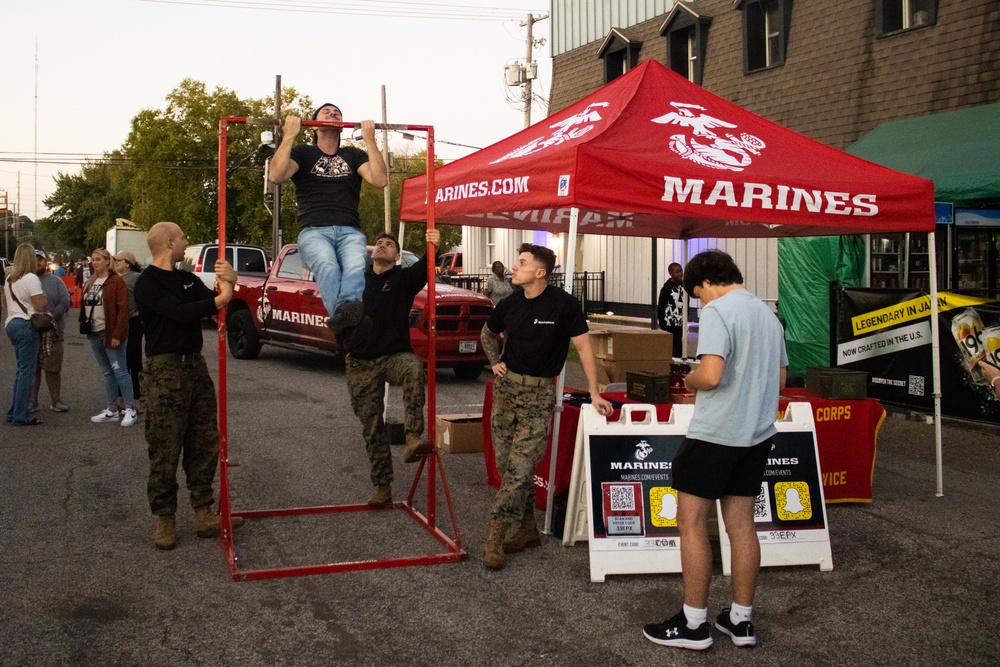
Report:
225,243,494,379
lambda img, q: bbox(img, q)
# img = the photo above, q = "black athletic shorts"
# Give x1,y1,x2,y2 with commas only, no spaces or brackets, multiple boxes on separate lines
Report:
672,436,773,500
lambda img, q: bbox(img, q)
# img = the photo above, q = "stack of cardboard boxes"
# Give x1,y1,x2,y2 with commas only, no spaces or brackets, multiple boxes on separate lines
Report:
589,326,673,386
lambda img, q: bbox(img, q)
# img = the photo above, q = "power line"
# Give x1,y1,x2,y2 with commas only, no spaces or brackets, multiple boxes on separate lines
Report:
135,0,545,21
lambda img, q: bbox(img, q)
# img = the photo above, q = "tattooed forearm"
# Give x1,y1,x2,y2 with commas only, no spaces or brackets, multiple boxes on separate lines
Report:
481,324,501,366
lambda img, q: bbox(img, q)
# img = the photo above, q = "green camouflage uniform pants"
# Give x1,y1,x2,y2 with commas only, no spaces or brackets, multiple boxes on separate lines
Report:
141,356,219,516
345,352,426,487
490,375,556,523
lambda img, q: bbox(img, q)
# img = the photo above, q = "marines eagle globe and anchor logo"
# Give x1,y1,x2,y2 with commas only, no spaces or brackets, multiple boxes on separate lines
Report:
652,102,766,172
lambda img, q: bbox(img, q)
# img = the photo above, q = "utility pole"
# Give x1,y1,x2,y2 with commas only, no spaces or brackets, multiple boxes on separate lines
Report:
521,13,548,129
381,85,391,234
271,75,282,260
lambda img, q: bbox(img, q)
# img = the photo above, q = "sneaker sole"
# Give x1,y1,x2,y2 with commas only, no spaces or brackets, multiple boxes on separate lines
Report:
91,417,119,423
642,630,712,650
714,622,756,647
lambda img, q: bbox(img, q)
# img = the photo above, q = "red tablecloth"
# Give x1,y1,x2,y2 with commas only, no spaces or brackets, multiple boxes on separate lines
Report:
482,383,884,507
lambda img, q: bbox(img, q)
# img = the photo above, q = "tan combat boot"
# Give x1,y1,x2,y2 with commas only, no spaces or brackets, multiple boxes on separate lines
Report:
368,485,393,507
482,519,510,570
503,508,541,554
154,515,176,550
403,434,433,463
194,507,245,538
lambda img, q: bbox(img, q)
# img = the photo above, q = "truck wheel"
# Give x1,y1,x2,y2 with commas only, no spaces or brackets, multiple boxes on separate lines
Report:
453,364,484,380
228,309,262,360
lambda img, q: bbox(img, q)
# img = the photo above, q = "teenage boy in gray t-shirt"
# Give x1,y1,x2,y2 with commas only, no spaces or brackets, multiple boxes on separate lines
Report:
643,249,787,651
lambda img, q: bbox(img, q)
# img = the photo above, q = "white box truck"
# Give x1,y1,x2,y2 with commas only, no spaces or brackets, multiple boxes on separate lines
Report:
105,219,152,268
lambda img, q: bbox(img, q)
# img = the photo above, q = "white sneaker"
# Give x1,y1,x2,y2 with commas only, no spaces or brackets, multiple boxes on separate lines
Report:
91,409,120,423
120,408,138,428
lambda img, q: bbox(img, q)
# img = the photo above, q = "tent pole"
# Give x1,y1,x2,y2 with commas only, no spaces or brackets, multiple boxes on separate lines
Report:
681,240,690,358
927,231,943,497
651,237,658,330
543,207,579,534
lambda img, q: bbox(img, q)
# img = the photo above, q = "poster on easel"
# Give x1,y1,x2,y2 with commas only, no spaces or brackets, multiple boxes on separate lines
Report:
718,402,833,573
580,404,693,583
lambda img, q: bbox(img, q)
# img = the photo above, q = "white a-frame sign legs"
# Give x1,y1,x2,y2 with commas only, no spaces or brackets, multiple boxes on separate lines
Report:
718,402,833,574
574,402,833,582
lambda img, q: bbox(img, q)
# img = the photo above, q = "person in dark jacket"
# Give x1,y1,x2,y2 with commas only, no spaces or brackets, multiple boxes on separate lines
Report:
345,228,439,507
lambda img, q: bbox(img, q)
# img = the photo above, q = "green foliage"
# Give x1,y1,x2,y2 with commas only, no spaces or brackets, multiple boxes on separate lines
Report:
43,79,313,252
40,79,463,260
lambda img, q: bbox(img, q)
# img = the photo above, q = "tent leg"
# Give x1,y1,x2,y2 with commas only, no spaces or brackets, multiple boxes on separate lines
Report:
927,231,943,497
543,207,579,535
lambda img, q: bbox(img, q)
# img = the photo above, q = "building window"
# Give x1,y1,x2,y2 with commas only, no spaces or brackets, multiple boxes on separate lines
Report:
737,0,791,73
661,3,712,84
877,0,937,35
598,29,642,84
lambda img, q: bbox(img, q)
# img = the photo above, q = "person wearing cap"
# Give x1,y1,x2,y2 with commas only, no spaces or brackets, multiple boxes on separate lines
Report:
29,249,71,413
113,250,143,413
267,103,389,352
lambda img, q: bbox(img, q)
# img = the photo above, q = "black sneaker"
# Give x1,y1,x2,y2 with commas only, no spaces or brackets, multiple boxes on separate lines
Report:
328,300,365,333
643,609,713,650
715,608,756,647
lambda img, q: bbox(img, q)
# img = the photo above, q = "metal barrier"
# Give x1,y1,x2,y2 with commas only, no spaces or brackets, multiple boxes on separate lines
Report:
446,271,606,314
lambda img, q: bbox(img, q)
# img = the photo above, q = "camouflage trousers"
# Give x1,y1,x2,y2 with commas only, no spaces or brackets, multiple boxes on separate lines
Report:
345,352,426,487
141,356,219,516
490,375,556,523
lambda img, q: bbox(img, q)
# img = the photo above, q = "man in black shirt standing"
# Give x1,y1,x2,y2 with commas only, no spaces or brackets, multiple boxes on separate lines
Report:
480,243,612,570
345,228,440,507
134,222,244,550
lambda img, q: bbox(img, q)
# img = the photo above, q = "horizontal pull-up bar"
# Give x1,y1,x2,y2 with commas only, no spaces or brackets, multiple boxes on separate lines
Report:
222,116,433,132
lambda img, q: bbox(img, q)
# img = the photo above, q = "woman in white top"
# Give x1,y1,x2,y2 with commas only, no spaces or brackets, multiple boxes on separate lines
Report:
3,243,48,426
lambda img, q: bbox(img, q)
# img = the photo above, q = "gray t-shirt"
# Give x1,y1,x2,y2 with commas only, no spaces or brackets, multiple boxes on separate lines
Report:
687,289,787,448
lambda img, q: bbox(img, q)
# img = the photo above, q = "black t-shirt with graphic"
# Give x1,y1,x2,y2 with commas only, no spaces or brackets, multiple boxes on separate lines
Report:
486,285,588,378
289,144,370,230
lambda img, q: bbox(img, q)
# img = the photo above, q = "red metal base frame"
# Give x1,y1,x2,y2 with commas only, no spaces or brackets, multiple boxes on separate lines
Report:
219,451,467,582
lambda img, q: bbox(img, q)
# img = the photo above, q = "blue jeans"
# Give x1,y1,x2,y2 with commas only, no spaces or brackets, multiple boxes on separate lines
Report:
5,318,39,425
297,225,367,317
88,332,134,410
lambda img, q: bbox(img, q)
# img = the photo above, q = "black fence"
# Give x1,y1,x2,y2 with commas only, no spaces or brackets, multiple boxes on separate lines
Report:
444,271,607,314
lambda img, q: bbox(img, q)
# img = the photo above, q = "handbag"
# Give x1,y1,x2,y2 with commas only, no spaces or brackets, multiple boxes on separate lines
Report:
7,282,54,332
79,300,96,335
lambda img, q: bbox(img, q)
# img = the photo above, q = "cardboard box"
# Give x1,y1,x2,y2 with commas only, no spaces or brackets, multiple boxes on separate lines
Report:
435,414,484,453
670,391,697,404
598,359,673,384
589,328,673,361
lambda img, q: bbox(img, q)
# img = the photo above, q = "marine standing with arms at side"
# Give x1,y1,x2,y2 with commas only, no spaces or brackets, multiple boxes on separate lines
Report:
643,249,787,650
267,103,389,352
134,222,245,550
480,243,612,570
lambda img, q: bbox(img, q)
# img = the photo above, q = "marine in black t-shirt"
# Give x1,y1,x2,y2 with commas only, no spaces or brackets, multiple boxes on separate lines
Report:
486,285,588,378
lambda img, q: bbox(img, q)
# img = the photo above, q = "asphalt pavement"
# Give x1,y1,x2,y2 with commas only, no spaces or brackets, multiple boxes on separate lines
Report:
1,315,998,666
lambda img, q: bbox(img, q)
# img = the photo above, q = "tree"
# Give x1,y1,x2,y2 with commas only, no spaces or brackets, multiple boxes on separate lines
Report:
353,147,461,255
124,79,312,246
44,155,131,252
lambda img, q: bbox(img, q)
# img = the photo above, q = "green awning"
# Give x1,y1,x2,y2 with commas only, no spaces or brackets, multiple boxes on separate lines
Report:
847,103,1000,207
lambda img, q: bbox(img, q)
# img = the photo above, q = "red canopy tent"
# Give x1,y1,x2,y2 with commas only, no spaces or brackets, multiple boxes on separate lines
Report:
401,59,933,238
400,60,945,510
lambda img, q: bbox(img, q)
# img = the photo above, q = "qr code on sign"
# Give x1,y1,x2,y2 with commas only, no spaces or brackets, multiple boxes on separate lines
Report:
610,485,636,511
754,482,772,522
909,375,925,396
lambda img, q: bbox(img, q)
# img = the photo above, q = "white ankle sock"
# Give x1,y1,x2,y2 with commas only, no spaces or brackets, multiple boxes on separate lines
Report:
730,602,753,624
683,604,707,629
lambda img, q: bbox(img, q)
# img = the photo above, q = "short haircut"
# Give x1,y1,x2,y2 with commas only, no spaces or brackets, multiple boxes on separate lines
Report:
683,249,744,295
668,262,682,271
375,232,399,252
518,243,556,276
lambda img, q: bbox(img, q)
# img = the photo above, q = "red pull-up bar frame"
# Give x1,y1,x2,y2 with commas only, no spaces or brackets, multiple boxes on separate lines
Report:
215,117,466,580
